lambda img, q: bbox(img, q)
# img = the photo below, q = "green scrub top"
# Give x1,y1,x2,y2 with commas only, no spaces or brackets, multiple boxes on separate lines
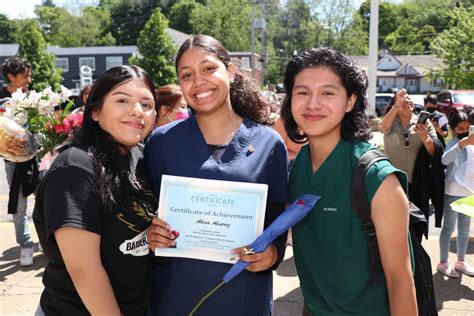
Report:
290,140,407,316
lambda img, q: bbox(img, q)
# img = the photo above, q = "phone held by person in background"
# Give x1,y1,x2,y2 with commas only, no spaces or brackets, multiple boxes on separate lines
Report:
417,111,430,125
469,125,474,136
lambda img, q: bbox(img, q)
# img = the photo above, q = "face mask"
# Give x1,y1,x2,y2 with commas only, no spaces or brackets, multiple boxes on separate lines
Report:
175,110,189,120
426,107,435,113
457,132,469,139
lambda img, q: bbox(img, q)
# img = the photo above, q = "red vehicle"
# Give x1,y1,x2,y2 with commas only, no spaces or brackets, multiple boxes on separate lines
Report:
436,89,474,118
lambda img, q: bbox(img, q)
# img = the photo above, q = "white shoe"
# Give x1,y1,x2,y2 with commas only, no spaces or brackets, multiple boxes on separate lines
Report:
437,262,459,278
20,247,34,267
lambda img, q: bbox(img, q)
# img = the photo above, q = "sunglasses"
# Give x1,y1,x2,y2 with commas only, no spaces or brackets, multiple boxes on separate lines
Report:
402,132,410,149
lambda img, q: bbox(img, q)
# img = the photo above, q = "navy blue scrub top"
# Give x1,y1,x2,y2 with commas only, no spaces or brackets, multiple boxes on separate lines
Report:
144,116,289,316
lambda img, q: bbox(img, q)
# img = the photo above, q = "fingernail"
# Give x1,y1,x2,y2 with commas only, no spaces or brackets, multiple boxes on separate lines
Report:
171,240,176,246
171,230,180,238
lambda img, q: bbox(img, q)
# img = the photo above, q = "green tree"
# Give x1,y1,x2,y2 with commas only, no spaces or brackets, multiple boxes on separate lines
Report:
17,20,62,91
430,5,474,89
41,0,56,6
0,14,18,43
189,0,251,51
107,0,161,45
169,0,199,34
334,13,368,55
385,23,437,54
358,1,400,48
35,5,115,47
266,0,319,84
129,8,176,87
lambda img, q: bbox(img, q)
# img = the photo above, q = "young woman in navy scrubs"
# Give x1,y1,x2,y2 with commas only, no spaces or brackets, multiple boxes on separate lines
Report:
145,35,289,316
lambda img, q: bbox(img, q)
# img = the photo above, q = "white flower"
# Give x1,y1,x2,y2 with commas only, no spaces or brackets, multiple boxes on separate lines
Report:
38,99,53,115
11,89,27,104
43,86,53,98
59,85,72,102
28,90,42,106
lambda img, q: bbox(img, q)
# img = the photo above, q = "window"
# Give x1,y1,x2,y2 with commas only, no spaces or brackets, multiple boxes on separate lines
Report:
79,57,95,71
241,57,251,70
432,78,443,87
106,56,123,70
55,58,69,72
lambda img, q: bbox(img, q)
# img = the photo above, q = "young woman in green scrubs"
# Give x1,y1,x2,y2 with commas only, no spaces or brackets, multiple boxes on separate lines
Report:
280,48,417,316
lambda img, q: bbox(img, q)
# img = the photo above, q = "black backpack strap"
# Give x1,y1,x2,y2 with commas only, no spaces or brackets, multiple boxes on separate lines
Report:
351,149,390,285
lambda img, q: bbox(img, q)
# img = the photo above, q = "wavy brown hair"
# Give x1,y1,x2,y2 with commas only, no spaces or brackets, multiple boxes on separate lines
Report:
155,84,183,116
175,34,273,125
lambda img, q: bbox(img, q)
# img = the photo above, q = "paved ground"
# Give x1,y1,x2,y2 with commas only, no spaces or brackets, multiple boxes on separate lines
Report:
0,136,473,315
0,222,473,315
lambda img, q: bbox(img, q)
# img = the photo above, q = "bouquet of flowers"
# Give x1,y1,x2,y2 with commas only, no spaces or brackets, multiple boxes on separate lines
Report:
2,86,83,160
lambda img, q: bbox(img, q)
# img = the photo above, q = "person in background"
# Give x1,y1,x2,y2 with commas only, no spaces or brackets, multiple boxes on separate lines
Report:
1,56,36,267
33,65,157,315
145,34,288,316
273,116,304,162
379,89,444,236
155,84,189,126
73,84,92,111
282,48,416,315
379,89,437,183
437,110,474,277
424,94,448,148
468,109,474,125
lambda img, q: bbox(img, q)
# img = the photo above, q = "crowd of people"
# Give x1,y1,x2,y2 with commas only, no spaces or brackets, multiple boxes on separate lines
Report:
0,33,472,316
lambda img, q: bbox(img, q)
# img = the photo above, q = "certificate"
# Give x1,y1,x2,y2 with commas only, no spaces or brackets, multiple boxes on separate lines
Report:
155,175,267,263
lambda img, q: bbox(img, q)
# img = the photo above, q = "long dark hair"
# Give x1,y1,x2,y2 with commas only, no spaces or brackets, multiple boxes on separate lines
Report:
175,34,273,125
72,65,156,214
281,48,371,143
448,110,468,130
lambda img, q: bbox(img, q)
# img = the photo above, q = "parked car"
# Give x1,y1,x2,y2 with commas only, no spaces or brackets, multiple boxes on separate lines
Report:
260,90,280,111
375,93,393,116
375,93,425,117
436,89,474,118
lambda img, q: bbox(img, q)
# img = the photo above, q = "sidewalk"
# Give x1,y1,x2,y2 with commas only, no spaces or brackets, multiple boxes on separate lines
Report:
0,222,473,315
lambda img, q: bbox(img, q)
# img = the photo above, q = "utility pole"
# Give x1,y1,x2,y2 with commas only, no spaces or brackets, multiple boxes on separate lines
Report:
250,1,266,87
259,2,266,87
367,0,379,117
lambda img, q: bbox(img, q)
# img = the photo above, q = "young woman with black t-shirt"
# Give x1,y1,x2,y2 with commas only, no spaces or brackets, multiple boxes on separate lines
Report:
33,65,158,315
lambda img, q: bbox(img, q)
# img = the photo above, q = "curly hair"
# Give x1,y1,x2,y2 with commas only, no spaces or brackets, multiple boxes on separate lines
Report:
175,34,273,125
71,65,156,214
281,48,371,143
2,57,32,82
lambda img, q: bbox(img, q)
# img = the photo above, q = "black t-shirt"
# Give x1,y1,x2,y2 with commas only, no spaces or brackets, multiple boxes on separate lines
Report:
33,146,158,316
0,87,11,98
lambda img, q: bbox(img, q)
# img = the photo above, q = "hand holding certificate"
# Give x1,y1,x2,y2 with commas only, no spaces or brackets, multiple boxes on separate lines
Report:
152,175,268,263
